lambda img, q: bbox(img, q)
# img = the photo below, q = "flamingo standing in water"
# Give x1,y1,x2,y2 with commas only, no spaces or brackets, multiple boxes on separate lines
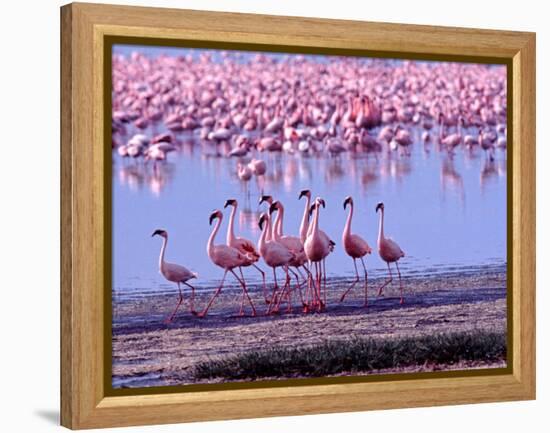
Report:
304,198,332,311
257,213,295,314
340,197,372,306
224,199,269,303
151,229,198,322
199,210,257,318
375,202,406,304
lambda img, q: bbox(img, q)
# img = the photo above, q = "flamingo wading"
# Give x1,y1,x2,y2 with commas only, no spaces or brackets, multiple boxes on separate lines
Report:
199,210,257,318
340,197,372,306
375,202,406,304
151,229,198,322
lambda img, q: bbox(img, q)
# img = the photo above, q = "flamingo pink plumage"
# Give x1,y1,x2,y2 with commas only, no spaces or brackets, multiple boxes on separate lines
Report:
375,202,406,304
198,210,257,318
224,199,269,304
257,213,295,314
152,229,198,322
339,197,372,306
304,198,332,311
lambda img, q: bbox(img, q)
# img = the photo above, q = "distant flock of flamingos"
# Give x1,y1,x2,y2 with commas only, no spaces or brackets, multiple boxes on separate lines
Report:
152,190,404,322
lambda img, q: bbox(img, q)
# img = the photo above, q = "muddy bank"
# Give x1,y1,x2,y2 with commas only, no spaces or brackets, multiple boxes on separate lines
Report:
112,267,507,388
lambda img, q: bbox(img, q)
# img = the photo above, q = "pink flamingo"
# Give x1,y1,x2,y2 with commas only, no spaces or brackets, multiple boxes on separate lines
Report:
224,199,269,303
304,198,332,311
269,201,309,310
339,197,372,306
257,213,295,314
301,191,335,308
151,229,197,322
375,202,406,304
247,158,267,176
198,210,257,318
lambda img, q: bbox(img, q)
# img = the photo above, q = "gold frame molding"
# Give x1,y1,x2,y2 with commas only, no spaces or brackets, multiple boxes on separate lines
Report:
61,2,535,429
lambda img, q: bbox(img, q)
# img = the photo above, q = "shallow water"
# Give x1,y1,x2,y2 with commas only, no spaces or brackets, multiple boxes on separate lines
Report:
112,132,507,295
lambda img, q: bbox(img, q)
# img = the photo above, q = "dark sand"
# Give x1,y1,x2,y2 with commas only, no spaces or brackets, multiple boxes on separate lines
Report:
112,267,507,388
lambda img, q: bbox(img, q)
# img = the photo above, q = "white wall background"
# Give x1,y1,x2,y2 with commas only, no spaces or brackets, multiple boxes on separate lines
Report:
0,0,546,431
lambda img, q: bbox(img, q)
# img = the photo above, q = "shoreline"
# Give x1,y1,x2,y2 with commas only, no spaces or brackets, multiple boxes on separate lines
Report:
112,266,507,388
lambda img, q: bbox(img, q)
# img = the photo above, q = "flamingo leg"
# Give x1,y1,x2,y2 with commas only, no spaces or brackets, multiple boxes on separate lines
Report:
305,262,313,308
377,262,393,296
198,270,228,318
359,257,368,307
340,258,359,303
322,259,327,309
252,263,270,304
275,266,292,313
183,281,197,315
267,267,280,314
289,267,304,309
232,268,256,316
301,264,313,311
312,261,318,307
286,267,304,313
395,261,404,304
165,282,183,323
237,267,246,316
315,261,322,311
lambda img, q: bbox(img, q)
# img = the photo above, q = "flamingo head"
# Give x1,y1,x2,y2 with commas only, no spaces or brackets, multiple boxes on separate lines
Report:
209,210,222,225
151,229,167,238
376,202,384,213
258,213,268,230
259,194,273,206
224,199,237,208
343,196,353,209
315,197,326,208
269,201,281,215
298,189,311,200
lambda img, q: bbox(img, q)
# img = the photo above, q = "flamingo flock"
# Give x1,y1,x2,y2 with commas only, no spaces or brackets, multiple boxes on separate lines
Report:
152,193,405,321
112,52,506,172
114,49,506,322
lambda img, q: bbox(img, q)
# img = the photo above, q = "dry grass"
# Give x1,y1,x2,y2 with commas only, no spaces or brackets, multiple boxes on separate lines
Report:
194,331,506,380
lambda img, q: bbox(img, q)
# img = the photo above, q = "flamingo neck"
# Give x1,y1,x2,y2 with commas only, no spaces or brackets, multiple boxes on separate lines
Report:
259,215,271,252
208,216,221,256
159,236,167,272
377,209,385,245
226,205,237,245
343,203,353,238
299,195,311,243
274,204,284,238
312,203,320,236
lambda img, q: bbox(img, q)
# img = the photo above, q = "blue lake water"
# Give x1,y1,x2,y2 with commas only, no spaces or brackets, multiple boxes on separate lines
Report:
112,135,507,294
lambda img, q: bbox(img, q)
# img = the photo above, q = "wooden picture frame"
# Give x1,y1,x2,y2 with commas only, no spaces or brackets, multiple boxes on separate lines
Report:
60,2,536,429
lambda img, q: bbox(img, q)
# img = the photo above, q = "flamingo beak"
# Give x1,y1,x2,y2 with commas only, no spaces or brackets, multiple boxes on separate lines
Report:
224,199,236,208
258,215,266,230
151,229,163,237
259,195,271,205
209,212,218,225
299,189,310,199
319,198,326,208
376,203,384,213
343,197,351,209
309,204,315,216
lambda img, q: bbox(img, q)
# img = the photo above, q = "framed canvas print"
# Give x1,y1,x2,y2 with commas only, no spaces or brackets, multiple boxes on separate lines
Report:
60,2,536,429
